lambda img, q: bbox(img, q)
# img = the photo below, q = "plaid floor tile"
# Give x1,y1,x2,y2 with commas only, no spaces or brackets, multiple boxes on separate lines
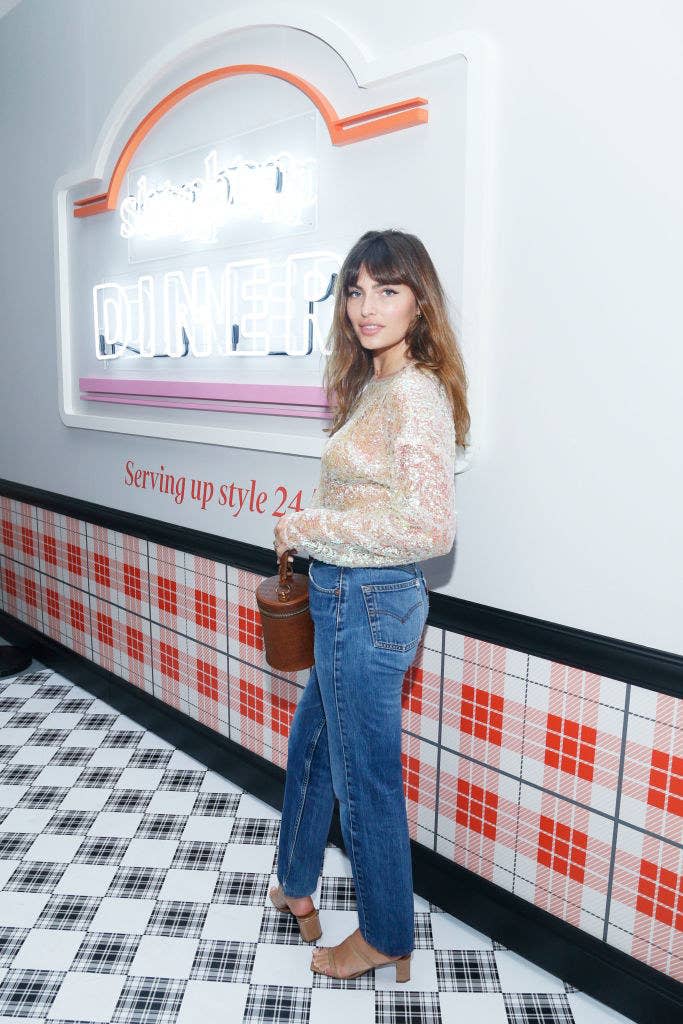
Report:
376,991,442,1023
107,866,168,899
259,907,312,945
111,976,186,1023
243,985,311,1023
105,789,154,813
0,968,66,1016
212,871,269,905
0,764,43,784
43,809,99,834
318,875,357,910
101,730,145,748
171,840,227,871
504,992,575,1022
35,893,102,930
9,711,50,727
129,749,173,769
0,697,27,711
434,949,501,991
147,900,210,938
82,713,119,729
28,727,72,745
50,747,95,765
137,814,189,840
77,766,125,788
229,817,280,845
71,931,142,973
58,697,95,713
0,832,35,858
189,938,256,982
35,682,71,698
412,910,434,949
192,792,240,817
22,670,57,684
0,926,31,965
159,769,207,791
73,836,131,865
5,860,67,892
16,784,67,808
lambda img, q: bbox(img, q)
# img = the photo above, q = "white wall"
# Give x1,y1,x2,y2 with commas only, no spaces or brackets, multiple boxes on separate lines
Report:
1,0,681,655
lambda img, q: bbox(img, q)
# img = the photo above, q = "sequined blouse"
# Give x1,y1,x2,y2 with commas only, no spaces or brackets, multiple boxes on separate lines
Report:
279,362,457,567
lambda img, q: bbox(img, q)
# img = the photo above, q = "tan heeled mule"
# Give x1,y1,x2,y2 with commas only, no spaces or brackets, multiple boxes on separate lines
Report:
310,927,411,982
269,883,322,942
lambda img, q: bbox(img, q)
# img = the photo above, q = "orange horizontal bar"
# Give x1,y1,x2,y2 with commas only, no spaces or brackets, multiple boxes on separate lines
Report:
335,97,427,128
73,192,108,207
333,108,428,146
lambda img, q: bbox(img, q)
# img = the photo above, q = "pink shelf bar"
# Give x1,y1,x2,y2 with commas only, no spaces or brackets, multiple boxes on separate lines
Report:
79,377,333,420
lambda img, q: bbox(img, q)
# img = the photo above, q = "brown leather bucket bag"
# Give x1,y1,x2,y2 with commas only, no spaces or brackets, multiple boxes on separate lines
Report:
255,548,315,672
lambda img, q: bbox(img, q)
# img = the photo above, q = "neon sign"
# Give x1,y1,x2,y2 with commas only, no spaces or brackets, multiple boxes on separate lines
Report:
93,251,341,360
120,149,317,244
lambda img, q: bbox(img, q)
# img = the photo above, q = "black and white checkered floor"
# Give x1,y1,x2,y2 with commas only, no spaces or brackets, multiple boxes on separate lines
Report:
0,658,637,1024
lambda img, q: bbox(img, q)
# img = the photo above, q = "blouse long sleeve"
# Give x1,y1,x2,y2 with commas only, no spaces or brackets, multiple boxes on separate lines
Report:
279,366,457,567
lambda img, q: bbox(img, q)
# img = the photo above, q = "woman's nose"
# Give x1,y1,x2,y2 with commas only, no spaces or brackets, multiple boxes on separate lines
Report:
360,296,376,317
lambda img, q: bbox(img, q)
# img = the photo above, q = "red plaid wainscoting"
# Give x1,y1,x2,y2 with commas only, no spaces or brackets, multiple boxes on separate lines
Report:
0,494,681,984
228,659,297,770
402,729,439,848
402,630,442,743
88,524,149,617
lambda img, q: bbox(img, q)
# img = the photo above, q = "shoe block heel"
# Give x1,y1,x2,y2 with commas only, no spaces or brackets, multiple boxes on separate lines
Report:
395,954,411,982
269,885,289,911
296,907,322,942
268,885,321,942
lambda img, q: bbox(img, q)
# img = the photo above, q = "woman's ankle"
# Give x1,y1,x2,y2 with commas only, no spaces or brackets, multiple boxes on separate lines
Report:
355,929,410,959
280,884,312,900
285,893,315,909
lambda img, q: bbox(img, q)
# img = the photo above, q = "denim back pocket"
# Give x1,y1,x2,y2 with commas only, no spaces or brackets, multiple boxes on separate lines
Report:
361,577,428,652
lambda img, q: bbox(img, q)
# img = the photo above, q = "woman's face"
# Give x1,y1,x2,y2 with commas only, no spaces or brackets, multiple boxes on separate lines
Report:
345,264,418,358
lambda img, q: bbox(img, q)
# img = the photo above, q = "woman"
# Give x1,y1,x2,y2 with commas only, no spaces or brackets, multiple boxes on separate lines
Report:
269,228,470,982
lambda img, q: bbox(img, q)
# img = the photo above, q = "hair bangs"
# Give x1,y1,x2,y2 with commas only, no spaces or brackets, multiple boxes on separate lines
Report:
342,234,409,290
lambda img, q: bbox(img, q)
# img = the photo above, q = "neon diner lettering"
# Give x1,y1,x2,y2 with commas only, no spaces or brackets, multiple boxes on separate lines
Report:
93,250,341,360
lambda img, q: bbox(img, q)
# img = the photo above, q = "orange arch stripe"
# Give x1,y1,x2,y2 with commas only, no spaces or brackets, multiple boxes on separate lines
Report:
73,64,428,217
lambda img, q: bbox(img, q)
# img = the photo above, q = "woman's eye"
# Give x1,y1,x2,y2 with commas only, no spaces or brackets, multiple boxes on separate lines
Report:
346,287,398,298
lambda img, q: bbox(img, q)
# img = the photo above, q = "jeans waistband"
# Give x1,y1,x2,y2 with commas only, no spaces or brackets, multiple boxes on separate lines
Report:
309,557,421,572
308,559,426,590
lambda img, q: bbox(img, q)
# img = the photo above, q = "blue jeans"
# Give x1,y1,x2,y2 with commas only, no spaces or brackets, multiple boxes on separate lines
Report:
276,557,430,957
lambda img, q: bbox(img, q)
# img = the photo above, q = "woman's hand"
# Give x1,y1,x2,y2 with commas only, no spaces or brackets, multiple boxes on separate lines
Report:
274,516,296,561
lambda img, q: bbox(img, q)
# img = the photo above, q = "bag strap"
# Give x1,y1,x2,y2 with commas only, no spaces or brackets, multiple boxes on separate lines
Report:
276,548,297,602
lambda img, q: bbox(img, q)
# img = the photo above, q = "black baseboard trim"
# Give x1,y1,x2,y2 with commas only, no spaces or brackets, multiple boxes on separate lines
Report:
1,477,682,699
1,612,680,1023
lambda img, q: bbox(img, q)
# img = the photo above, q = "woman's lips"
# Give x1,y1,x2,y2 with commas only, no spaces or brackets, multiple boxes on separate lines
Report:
360,324,383,335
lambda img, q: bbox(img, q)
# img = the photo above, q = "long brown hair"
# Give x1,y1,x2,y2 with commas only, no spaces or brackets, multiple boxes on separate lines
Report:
322,229,470,449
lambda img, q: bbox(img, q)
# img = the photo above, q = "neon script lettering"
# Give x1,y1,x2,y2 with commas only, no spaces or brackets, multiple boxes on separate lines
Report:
120,150,316,244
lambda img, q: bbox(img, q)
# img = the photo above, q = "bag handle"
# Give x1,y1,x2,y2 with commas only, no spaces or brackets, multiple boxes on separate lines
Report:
276,548,298,602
